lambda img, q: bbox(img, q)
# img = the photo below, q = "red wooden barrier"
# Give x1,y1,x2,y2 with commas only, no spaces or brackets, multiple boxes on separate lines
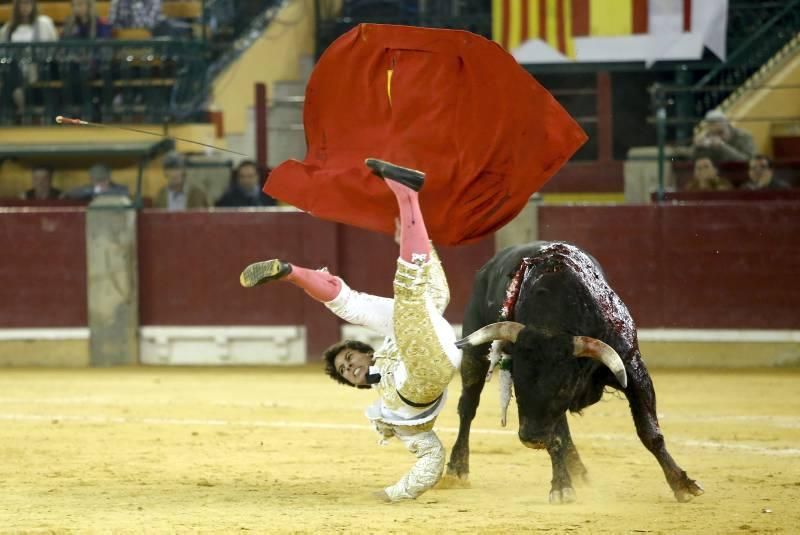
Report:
0,208,87,327
3,203,797,342
539,202,800,329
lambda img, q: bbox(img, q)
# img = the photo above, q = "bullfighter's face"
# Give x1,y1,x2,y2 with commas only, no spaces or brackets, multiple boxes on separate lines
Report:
334,347,374,386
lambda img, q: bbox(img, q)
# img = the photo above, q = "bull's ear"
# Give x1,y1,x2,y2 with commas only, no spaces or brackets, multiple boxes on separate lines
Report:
573,336,628,388
456,322,525,349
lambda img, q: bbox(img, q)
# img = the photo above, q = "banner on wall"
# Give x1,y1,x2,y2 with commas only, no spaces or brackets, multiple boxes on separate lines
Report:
494,0,728,66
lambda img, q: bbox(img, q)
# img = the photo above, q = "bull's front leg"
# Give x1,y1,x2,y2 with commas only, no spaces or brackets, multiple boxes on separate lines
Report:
559,413,590,485
546,413,586,504
440,347,490,488
625,358,704,502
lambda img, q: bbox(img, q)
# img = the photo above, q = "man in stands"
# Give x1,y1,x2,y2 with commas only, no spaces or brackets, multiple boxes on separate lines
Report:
239,159,460,503
22,165,61,200
742,155,790,190
693,109,755,162
108,0,161,32
215,160,276,207
62,163,129,201
154,152,209,210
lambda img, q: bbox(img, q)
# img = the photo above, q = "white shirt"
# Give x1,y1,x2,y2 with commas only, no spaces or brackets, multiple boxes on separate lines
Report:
1,16,58,42
167,188,188,211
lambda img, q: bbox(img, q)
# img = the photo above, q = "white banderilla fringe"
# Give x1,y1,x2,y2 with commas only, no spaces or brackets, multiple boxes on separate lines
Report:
485,341,514,427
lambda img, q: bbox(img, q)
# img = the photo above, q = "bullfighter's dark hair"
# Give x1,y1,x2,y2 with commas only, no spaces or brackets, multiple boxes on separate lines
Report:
323,340,374,389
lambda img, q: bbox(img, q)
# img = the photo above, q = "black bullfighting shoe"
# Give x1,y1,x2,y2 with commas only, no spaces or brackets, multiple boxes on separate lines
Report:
240,259,292,288
364,158,425,192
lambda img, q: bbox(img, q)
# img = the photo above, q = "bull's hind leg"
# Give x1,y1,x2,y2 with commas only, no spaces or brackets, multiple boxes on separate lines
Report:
625,361,704,502
441,346,491,488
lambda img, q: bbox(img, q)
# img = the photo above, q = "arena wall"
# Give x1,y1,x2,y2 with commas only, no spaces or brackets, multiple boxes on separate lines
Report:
1,202,798,367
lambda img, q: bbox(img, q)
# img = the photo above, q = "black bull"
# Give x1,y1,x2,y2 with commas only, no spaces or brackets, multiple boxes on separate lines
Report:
443,242,704,503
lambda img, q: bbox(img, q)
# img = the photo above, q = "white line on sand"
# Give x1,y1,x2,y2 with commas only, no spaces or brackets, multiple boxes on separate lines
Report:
1,412,798,457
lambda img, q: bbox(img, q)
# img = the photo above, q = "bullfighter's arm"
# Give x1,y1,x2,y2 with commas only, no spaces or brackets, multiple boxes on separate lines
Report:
427,245,450,314
324,279,394,336
383,428,446,501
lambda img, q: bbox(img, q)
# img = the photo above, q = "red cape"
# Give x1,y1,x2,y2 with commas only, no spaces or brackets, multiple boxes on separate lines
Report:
265,24,587,245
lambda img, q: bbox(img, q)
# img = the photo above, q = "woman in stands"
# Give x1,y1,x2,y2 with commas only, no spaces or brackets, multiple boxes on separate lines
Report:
0,0,58,119
62,0,112,39
0,0,58,41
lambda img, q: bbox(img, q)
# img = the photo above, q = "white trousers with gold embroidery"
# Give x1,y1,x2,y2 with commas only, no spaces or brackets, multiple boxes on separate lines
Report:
392,257,460,405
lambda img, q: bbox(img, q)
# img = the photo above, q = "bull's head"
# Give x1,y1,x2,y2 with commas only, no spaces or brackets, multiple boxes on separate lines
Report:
456,322,627,448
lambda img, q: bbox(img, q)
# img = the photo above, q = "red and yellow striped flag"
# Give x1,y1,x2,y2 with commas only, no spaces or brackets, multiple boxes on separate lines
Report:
493,0,650,56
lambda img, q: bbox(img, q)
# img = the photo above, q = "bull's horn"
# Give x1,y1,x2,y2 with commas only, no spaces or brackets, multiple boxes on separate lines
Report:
573,336,628,388
455,322,525,349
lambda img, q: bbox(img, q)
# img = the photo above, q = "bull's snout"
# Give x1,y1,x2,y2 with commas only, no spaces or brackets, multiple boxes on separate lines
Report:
518,430,548,450
518,417,552,449
521,438,548,450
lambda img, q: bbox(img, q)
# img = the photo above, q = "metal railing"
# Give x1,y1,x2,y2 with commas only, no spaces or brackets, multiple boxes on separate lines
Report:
0,40,210,125
689,0,800,119
314,0,490,58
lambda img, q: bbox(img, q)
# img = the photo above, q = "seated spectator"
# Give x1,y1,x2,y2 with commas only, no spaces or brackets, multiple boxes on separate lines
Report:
684,157,732,191
0,0,58,41
154,152,209,211
62,163,130,201
693,109,755,162
0,0,58,116
62,0,112,39
741,155,790,190
21,165,62,200
108,0,162,31
215,160,277,207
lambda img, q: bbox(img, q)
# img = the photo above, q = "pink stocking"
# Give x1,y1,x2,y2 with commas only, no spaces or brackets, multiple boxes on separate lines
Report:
386,181,431,263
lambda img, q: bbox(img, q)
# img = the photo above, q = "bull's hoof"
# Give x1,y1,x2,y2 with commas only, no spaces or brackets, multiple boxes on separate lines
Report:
674,479,704,502
436,473,471,489
549,487,576,504
569,468,591,486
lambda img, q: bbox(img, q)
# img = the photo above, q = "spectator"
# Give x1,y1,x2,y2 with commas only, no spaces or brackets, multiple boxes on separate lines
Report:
693,109,755,163
108,0,162,31
62,163,129,201
154,152,209,210
21,165,62,200
215,160,277,207
741,155,790,190
0,0,58,116
684,157,732,191
62,0,112,39
0,0,58,42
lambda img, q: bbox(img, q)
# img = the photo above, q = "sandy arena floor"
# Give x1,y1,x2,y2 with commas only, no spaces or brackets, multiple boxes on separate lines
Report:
0,366,798,533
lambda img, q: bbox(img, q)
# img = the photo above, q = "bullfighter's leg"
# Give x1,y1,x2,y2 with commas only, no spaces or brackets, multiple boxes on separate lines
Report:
374,160,458,501
380,160,459,403
240,260,342,302
625,358,704,502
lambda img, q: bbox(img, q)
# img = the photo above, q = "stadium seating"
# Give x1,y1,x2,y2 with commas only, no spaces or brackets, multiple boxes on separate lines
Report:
0,0,202,24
